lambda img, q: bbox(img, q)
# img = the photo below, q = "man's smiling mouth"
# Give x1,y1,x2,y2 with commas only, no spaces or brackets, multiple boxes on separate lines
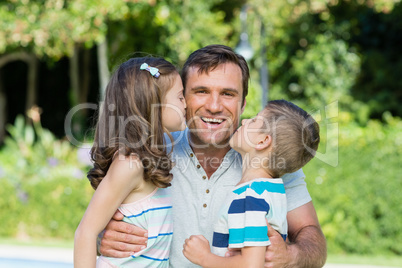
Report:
201,117,224,124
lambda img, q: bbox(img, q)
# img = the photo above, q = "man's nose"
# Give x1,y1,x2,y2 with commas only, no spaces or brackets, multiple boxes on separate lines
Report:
205,93,223,113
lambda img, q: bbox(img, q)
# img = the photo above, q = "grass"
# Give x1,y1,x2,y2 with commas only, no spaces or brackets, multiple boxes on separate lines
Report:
327,254,402,267
1,238,402,267
0,237,73,249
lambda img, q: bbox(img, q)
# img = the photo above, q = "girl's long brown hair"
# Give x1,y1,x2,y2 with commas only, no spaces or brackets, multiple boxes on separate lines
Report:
87,57,178,190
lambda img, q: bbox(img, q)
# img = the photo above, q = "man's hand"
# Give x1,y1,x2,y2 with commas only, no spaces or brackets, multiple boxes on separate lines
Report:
99,211,148,258
183,235,212,266
264,202,327,268
264,222,293,268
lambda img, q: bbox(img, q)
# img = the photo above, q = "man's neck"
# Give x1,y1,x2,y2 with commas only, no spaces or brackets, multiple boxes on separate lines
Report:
190,143,231,179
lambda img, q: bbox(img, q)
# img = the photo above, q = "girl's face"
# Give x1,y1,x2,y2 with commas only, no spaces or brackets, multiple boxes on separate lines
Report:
162,74,187,132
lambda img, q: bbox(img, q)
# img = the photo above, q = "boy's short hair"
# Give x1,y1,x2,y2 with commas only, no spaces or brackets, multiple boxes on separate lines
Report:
261,100,320,178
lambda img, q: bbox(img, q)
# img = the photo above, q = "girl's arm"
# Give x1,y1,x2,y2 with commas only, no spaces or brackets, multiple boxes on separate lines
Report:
183,235,266,268
74,155,144,268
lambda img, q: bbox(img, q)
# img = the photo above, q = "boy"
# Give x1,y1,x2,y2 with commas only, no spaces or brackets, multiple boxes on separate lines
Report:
183,99,320,267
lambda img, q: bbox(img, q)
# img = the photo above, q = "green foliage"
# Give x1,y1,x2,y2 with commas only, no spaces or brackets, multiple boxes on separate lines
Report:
106,0,232,67
291,35,360,110
243,0,402,121
303,113,402,255
0,115,92,238
0,0,150,58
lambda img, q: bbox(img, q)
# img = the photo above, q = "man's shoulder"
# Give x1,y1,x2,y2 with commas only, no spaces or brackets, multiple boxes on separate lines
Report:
282,169,305,186
164,130,188,152
171,130,188,143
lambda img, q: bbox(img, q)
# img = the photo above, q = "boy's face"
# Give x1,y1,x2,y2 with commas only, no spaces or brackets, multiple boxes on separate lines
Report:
229,113,267,154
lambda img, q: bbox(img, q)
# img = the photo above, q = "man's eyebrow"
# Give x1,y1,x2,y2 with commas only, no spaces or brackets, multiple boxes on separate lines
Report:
222,88,240,95
189,86,240,94
189,86,208,91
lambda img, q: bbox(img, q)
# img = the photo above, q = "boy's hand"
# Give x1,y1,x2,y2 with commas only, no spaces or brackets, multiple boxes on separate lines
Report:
183,235,211,266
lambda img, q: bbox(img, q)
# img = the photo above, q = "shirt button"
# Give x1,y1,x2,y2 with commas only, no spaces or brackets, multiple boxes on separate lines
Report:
197,164,201,169
190,153,194,157
206,189,210,194
202,176,206,180
203,204,207,208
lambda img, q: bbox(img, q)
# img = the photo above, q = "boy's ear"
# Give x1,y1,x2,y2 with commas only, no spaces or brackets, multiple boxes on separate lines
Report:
255,134,272,151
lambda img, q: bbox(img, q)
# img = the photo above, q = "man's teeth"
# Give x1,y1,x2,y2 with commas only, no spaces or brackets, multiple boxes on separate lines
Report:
202,117,223,123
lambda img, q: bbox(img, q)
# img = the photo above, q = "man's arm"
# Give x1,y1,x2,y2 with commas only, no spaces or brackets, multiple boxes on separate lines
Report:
98,211,148,258
265,201,327,268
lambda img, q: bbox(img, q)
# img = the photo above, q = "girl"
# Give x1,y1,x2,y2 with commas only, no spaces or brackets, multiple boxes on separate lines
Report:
74,57,186,267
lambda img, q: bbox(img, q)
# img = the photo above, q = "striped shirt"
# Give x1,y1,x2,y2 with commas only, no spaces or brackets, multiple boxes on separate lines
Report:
97,187,173,267
211,178,288,257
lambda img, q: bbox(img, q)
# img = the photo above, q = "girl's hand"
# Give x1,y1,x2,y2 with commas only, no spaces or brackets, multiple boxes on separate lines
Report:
183,235,211,266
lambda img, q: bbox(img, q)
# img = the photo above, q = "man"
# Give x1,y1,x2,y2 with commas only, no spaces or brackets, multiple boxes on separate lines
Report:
99,45,327,267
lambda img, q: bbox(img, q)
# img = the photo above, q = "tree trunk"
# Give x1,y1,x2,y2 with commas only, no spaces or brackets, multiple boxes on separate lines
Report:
97,40,109,102
80,48,91,104
0,52,38,137
25,56,38,113
69,43,80,106
0,68,6,144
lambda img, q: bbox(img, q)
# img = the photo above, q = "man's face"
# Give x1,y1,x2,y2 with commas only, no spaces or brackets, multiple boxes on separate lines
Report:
184,63,245,148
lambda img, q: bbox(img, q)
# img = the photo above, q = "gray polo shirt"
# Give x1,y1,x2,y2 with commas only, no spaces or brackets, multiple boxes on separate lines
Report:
167,129,312,267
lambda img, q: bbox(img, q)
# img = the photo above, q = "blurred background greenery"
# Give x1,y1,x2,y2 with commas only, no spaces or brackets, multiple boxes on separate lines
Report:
0,0,401,264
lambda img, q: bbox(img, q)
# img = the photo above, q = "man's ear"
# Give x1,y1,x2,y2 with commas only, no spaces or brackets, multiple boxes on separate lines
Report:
240,99,246,115
255,134,272,151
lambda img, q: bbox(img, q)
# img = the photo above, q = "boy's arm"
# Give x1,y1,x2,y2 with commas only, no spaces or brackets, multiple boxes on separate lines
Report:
183,235,266,268
225,202,327,267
